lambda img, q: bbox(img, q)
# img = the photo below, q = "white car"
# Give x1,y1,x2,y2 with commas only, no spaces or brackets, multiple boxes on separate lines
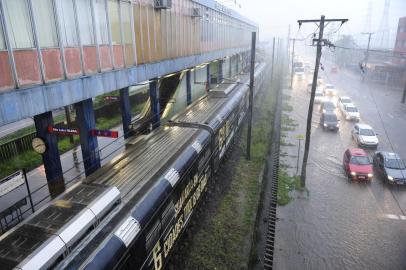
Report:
337,96,352,111
314,91,324,103
352,123,378,148
323,84,337,96
342,103,360,121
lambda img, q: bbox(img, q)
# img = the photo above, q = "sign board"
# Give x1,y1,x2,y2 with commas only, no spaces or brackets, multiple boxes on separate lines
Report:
48,125,80,136
104,96,120,102
0,170,25,197
91,129,119,138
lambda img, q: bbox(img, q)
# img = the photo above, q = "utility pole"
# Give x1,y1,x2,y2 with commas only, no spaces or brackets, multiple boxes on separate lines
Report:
362,32,373,82
298,16,348,187
271,37,275,82
402,79,406,103
246,32,256,160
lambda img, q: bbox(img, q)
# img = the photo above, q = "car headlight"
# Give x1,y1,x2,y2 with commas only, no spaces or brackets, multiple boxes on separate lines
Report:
388,175,394,181
350,172,356,176
346,115,350,120
323,123,327,127
368,173,373,178
336,123,339,127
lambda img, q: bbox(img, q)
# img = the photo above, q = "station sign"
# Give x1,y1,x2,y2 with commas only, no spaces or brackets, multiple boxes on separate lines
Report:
0,170,24,197
90,129,119,138
104,96,120,102
48,125,80,136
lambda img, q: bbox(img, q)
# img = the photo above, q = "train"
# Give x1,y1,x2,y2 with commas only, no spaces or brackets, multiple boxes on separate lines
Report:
0,62,267,270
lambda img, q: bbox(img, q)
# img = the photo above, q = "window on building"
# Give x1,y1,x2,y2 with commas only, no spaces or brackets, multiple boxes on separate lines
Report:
0,22,5,50
3,0,34,48
76,0,95,45
32,0,58,47
95,0,109,44
121,1,134,64
108,0,121,44
56,0,79,46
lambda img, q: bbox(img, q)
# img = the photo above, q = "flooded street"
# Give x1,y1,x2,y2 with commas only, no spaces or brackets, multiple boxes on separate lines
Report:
274,68,406,270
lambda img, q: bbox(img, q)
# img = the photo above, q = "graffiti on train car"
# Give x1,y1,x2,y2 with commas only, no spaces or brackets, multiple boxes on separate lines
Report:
152,170,209,270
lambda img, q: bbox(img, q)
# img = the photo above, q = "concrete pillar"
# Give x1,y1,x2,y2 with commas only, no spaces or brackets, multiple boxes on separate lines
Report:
229,57,232,78
206,63,211,91
218,60,223,82
119,87,132,138
34,111,65,198
74,98,100,176
186,70,192,105
236,54,239,74
149,79,160,129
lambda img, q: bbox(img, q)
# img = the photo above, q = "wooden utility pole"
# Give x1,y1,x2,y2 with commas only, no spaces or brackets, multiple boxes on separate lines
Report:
362,32,373,82
298,16,348,187
246,32,256,160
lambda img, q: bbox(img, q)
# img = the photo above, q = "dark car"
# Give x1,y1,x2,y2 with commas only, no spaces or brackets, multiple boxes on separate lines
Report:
319,100,337,114
373,151,406,185
320,112,339,131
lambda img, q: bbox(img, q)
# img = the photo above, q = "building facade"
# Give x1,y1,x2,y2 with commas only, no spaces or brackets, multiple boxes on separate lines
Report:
0,0,257,125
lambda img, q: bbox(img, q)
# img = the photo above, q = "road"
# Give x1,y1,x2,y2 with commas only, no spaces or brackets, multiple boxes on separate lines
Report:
273,67,406,270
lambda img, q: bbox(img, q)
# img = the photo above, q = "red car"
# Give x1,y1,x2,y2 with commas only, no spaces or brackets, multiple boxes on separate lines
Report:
343,148,373,181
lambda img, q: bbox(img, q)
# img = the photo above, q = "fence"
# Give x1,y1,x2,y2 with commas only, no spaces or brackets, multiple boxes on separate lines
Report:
0,92,148,162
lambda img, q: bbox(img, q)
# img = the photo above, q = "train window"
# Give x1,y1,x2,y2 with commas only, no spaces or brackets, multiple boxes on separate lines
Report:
161,200,175,228
95,0,109,45
3,0,34,48
32,0,58,47
76,0,95,46
145,220,162,252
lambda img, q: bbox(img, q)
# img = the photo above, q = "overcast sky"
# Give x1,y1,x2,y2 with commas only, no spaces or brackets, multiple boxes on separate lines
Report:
230,0,406,48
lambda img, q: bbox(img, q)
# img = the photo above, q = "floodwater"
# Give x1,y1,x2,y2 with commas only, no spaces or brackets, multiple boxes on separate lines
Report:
274,65,406,270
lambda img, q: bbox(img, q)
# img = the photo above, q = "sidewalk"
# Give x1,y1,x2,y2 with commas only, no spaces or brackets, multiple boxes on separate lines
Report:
0,125,126,216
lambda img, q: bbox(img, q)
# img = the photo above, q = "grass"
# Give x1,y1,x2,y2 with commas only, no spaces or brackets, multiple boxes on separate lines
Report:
180,81,276,269
277,168,302,206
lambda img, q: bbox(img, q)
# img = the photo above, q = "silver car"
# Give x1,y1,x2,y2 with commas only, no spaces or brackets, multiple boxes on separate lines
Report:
351,123,378,148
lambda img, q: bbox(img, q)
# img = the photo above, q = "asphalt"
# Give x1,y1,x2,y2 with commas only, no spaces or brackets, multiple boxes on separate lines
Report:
273,66,406,270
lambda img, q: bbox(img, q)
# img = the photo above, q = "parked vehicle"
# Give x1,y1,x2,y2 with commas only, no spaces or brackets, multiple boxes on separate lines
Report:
320,100,337,114
343,148,373,181
341,103,360,121
337,96,352,111
320,112,339,131
373,152,406,185
323,84,337,96
351,124,378,148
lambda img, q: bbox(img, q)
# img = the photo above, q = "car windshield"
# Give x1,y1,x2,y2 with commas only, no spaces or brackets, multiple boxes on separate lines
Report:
346,107,358,112
315,92,323,97
326,85,335,89
385,158,406,169
359,129,375,136
341,98,351,103
295,68,304,72
350,156,370,165
324,102,335,109
324,114,337,122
